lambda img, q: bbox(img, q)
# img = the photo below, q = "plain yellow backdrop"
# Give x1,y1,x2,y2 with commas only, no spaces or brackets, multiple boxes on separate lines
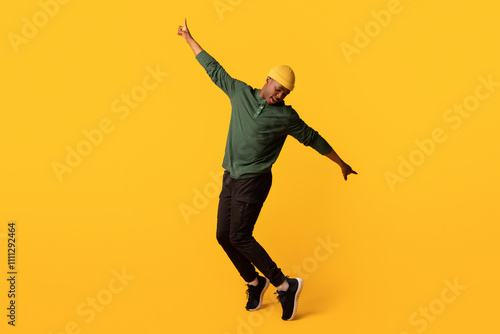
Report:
1,0,499,333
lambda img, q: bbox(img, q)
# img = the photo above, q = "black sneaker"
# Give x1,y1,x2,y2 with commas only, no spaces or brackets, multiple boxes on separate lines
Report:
275,277,303,321
245,276,270,311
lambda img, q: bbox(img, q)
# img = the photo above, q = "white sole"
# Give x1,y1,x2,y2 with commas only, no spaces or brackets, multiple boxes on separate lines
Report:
286,277,303,321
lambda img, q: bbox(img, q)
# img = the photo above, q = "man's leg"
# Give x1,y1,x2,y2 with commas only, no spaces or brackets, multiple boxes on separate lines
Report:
217,171,303,320
229,172,303,321
216,171,259,283
228,172,286,288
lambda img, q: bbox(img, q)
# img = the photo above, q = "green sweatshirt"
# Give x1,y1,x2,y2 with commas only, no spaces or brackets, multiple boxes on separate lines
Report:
196,50,333,179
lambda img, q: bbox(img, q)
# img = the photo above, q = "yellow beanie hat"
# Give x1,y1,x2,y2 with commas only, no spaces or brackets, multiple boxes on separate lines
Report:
268,65,295,91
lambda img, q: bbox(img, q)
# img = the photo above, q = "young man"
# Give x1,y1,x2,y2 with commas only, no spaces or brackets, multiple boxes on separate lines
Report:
177,19,357,321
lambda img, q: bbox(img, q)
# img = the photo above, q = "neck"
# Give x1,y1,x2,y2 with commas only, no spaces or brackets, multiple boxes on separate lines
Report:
258,83,269,99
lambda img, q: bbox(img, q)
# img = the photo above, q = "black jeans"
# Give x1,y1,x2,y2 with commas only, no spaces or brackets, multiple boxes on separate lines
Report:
216,170,286,287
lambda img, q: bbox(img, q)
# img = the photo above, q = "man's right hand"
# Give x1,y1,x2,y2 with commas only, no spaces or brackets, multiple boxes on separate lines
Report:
177,18,192,42
177,18,203,55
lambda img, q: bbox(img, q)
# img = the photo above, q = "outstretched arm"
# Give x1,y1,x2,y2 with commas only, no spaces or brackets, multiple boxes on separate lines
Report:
287,111,357,181
178,18,246,97
325,149,357,181
177,18,203,55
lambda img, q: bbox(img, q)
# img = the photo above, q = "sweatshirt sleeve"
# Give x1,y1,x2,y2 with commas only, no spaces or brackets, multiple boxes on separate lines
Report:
287,108,333,155
195,50,247,98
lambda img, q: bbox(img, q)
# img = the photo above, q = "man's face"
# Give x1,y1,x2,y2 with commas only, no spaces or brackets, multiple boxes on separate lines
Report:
261,77,291,105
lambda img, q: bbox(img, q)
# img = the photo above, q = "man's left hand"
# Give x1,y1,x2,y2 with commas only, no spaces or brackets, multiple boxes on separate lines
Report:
341,163,357,181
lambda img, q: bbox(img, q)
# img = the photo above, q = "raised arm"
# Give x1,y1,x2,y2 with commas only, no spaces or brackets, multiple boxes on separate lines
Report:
178,18,247,98
177,18,203,56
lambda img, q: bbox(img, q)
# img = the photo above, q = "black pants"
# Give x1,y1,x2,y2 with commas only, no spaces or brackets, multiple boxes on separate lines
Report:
216,170,286,287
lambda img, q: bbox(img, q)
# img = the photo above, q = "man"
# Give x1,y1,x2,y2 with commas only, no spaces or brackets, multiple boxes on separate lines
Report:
177,19,357,321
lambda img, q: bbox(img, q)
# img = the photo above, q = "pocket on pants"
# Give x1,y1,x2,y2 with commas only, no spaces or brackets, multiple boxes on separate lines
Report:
234,173,272,204
219,170,231,199
233,200,265,233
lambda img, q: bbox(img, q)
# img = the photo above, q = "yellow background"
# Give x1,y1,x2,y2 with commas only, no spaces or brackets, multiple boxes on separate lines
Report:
1,0,499,333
